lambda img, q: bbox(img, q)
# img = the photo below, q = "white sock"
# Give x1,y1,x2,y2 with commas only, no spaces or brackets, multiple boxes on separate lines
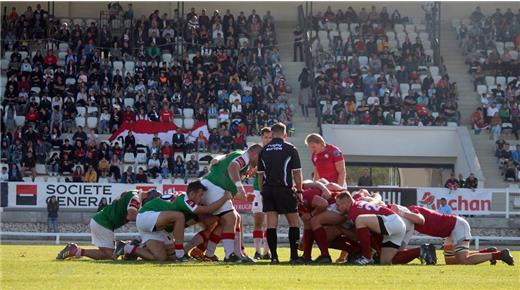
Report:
222,238,235,258
254,238,262,253
263,237,270,255
175,249,185,259
206,241,217,257
234,231,243,256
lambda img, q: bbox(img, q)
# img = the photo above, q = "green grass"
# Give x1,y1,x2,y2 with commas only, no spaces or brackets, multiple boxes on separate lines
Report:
1,245,519,289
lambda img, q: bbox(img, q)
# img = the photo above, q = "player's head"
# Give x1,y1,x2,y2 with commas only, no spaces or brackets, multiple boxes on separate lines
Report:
335,191,354,214
247,143,263,166
260,127,272,146
186,179,208,204
271,122,287,139
305,133,326,153
141,189,162,205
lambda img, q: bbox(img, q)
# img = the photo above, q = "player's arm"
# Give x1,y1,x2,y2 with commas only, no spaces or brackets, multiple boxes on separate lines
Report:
334,160,346,187
125,197,141,222
391,204,425,225
193,191,233,214
228,158,247,200
302,180,332,200
313,166,320,181
291,148,303,192
310,195,329,217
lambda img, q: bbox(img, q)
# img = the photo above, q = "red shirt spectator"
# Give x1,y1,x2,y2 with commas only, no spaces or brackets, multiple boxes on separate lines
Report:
121,107,136,123
44,51,57,66
25,107,39,122
161,143,173,158
160,107,174,123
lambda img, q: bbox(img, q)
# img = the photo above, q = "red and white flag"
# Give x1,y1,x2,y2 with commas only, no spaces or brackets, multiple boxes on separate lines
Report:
109,120,179,145
186,120,210,143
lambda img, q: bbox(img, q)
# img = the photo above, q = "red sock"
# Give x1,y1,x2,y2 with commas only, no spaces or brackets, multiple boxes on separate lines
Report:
371,234,383,257
253,230,263,239
491,251,502,260
479,248,494,253
392,247,421,264
329,237,360,256
356,227,372,259
79,248,85,256
197,240,208,251
313,227,330,257
209,233,221,244
302,229,314,259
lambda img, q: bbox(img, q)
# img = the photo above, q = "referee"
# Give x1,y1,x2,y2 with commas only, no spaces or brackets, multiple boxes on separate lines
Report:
257,123,303,264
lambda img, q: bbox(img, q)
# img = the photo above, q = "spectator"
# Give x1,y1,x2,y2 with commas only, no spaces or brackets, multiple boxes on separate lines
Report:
512,144,520,166
195,131,209,152
503,160,518,182
136,167,148,183
46,196,59,233
160,154,171,178
293,25,303,62
173,155,185,178
444,172,459,190
84,165,98,183
457,173,466,188
21,150,37,180
98,157,110,177
437,198,452,215
97,197,108,212
465,173,479,189
60,155,74,175
8,163,23,181
198,165,209,177
109,155,122,182
72,166,84,183
46,152,60,176
0,166,8,181
186,154,199,177
357,168,373,186
120,166,136,184
147,153,161,178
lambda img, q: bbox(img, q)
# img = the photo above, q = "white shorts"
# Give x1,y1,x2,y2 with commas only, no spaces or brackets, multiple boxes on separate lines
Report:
450,216,472,246
251,190,263,214
393,205,415,248
90,219,115,249
379,214,406,248
136,211,173,245
201,178,235,215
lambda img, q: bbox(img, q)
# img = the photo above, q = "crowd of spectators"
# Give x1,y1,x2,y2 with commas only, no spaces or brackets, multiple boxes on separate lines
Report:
460,7,520,140
302,6,460,126
0,4,294,182
444,172,479,190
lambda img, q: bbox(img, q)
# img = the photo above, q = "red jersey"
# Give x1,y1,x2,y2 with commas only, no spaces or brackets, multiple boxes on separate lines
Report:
160,109,173,122
311,144,344,183
408,205,456,238
299,186,339,213
347,200,395,222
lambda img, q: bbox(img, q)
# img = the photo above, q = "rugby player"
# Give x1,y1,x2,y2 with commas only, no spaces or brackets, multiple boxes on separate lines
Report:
200,145,263,262
251,127,273,260
335,192,406,265
402,205,515,266
115,180,232,261
56,189,157,260
305,133,348,261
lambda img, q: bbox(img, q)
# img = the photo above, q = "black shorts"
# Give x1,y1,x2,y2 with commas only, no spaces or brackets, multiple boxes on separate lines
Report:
261,186,298,214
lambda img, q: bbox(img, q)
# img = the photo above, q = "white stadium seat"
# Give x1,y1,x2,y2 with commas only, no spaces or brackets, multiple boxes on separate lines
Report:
87,117,98,129
123,153,135,164
173,118,184,128
75,117,86,128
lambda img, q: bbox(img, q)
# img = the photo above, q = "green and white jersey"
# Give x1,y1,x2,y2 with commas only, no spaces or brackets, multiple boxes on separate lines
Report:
204,150,250,196
139,193,197,219
93,190,141,231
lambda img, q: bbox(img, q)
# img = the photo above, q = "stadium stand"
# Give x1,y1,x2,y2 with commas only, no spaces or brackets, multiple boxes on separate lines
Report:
0,5,294,183
306,6,460,126
454,7,520,182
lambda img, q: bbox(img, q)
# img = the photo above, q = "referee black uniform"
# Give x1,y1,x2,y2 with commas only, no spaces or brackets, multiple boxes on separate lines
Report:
257,129,302,263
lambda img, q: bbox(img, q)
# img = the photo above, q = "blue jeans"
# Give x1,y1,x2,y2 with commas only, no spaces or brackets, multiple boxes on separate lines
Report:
48,217,58,233
161,167,170,178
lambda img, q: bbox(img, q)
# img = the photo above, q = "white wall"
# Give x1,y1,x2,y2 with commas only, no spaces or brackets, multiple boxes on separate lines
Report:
322,125,485,186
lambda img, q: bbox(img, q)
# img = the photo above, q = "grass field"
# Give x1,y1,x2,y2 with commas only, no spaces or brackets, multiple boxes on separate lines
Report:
1,245,518,289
